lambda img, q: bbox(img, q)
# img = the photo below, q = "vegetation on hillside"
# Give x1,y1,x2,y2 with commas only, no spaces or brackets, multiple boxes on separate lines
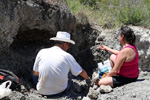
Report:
62,0,150,28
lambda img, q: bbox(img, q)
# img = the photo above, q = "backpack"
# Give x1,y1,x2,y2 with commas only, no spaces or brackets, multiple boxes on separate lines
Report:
0,69,20,91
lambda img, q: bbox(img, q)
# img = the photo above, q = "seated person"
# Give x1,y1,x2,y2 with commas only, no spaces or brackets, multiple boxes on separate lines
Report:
97,26,139,87
32,31,90,98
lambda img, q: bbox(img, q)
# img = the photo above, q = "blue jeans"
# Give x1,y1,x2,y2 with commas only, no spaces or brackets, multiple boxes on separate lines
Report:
31,73,38,85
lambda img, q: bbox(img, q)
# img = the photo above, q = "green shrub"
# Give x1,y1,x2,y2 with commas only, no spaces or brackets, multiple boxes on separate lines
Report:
116,1,147,25
79,0,102,8
65,0,150,28
66,0,82,14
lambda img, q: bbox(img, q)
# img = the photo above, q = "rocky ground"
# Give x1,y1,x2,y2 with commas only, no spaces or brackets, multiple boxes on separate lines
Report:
0,0,150,100
1,69,150,100
101,71,150,100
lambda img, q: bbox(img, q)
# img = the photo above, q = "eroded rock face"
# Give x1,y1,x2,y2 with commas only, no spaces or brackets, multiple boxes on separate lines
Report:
0,0,76,80
0,0,76,49
130,26,150,71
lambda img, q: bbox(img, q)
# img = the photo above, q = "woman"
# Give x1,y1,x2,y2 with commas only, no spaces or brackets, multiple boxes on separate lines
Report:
97,26,139,87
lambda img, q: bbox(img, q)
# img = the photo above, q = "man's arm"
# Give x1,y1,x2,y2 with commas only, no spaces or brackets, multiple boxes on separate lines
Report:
33,71,39,76
79,69,90,80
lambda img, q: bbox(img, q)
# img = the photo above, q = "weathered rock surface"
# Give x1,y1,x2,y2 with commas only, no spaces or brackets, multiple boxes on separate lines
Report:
87,87,99,99
0,0,150,100
130,26,150,71
0,0,76,49
0,0,76,80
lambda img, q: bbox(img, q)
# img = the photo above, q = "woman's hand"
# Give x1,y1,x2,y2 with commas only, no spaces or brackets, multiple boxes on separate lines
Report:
97,45,107,50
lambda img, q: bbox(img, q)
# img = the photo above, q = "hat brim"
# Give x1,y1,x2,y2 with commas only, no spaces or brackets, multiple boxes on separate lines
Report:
50,37,75,45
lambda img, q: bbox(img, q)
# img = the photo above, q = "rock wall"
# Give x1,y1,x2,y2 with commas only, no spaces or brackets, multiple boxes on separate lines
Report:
131,26,150,71
0,0,77,80
0,0,76,50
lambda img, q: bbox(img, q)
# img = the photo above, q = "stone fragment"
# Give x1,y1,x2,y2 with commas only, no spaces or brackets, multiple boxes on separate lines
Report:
99,85,113,93
77,96,82,100
82,96,91,100
93,85,98,90
91,72,99,85
87,87,99,99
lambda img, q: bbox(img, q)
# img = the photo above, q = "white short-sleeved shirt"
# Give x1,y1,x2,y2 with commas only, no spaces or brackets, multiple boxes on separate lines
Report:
33,46,82,95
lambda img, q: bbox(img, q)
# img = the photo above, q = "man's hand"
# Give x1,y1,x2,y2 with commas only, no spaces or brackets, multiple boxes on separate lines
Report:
86,78,92,87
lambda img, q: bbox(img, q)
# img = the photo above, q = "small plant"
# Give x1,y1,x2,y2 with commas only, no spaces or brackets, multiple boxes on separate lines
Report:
76,11,89,26
117,2,147,25
65,0,150,28
80,0,102,8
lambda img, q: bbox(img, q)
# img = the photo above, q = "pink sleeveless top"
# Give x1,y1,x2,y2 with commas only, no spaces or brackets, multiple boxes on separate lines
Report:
116,45,139,78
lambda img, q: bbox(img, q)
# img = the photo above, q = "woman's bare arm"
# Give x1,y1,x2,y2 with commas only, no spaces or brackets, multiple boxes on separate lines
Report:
97,45,119,55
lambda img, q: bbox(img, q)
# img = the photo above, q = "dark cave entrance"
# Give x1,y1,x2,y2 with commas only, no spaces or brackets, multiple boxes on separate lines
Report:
5,28,54,85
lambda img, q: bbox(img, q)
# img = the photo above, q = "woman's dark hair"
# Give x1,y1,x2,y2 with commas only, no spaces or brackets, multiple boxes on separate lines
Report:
120,26,136,45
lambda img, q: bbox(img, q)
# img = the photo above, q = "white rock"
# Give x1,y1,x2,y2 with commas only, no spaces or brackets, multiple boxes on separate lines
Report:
82,97,91,100
99,85,113,93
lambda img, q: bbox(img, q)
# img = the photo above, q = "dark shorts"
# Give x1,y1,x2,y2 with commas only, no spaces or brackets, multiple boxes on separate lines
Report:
112,75,138,88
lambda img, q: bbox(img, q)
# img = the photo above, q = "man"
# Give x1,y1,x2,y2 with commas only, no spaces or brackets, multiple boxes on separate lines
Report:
32,31,90,97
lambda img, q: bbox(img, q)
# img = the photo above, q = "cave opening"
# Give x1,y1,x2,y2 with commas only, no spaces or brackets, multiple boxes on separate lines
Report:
4,27,54,86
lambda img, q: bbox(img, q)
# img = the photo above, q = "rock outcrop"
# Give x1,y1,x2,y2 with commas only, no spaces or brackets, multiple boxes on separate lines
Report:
0,0,76,48
131,26,150,71
0,0,76,79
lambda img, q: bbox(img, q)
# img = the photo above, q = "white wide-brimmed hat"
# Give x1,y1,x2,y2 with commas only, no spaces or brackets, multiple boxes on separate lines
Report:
50,31,75,45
